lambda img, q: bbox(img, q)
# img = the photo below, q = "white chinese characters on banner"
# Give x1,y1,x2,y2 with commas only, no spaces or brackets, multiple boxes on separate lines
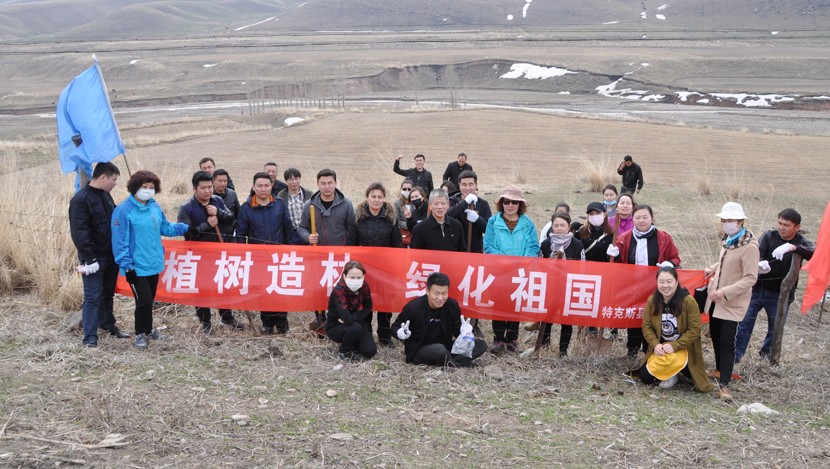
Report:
510,268,548,313
161,250,202,293
266,251,305,296
458,265,495,307
564,273,601,317
405,261,441,298
319,252,350,296
213,251,253,294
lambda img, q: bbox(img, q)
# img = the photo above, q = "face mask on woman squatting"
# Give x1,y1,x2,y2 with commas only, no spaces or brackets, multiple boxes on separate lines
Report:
136,188,155,202
722,222,741,236
345,278,364,292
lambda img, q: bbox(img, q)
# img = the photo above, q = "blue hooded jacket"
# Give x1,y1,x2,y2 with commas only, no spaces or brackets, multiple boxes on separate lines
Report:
111,195,189,276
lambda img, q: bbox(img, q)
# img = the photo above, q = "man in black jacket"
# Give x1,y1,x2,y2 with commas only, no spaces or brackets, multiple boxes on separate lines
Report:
393,153,433,193
69,162,130,347
735,208,815,362
442,152,473,187
392,272,487,366
448,170,491,253
410,189,466,252
178,171,242,333
617,155,644,194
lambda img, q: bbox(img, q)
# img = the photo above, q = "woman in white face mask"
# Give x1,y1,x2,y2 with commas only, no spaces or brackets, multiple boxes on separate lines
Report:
111,170,191,350
610,204,681,359
326,260,378,361
702,202,759,401
577,202,615,263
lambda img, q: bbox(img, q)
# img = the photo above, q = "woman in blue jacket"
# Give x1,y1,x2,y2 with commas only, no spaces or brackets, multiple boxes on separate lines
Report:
112,170,190,349
483,185,539,354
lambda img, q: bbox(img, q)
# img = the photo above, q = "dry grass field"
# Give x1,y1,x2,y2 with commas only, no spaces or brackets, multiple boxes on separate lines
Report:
1,17,830,465
1,103,829,467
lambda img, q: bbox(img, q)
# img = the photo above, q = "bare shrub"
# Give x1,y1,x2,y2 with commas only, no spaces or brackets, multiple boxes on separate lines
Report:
580,156,616,192
696,174,712,196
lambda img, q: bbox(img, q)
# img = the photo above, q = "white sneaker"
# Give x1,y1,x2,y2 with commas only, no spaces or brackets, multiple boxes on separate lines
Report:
659,375,679,389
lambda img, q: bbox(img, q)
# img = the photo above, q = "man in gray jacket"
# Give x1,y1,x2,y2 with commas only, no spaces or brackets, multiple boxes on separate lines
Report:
298,169,356,246
297,169,357,331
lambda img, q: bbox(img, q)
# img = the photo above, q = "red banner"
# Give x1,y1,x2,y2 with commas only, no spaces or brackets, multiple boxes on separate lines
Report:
116,240,707,328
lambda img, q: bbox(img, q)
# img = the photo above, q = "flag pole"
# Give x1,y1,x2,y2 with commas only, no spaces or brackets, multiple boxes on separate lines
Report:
92,55,132,178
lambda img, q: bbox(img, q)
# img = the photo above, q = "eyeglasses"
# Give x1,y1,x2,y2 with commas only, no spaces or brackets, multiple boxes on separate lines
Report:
502,200,521,206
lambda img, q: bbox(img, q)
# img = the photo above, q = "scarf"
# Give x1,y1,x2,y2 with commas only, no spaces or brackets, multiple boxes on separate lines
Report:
723,227,747,248
549,232,573,255
632,225,657,266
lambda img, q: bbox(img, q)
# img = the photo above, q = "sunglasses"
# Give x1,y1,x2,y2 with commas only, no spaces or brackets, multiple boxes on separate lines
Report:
502,199,521,206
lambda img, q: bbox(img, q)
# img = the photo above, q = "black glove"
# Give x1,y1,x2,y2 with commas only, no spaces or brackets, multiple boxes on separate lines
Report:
188,225,200,236
125,269,138,284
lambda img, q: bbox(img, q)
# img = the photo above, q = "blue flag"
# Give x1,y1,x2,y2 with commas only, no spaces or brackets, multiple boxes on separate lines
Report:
56,61,124,190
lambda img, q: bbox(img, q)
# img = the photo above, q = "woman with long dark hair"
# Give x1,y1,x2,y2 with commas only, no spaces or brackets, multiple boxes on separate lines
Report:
326,260,377,361
635,266,713,392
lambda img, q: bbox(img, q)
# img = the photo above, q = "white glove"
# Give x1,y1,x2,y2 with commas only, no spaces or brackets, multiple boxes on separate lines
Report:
464,193,478,205
656,261,674,269
77,261,100,275
758,260,771,274
465,209,479,223
772,243,795,261
396,320,411,340
606,245,620,257
459,315,473,336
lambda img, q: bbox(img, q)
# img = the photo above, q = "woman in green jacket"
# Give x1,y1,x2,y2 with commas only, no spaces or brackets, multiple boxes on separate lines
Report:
636,266,714,393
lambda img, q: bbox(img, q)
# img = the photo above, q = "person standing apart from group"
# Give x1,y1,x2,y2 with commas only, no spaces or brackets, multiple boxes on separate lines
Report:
734,208,813,362
442,152,473,188
484,186,539,354
617,155,643,195
394,153,434,194
112,170,190,349
703,202,759,401
69,162,131,347
348,183,403,346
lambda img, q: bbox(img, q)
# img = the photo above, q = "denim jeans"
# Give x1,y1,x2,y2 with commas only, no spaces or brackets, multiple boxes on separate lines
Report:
81,256,118,345
735,288,791,361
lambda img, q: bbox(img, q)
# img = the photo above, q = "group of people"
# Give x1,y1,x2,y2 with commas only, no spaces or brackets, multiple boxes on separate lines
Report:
68,152,815,401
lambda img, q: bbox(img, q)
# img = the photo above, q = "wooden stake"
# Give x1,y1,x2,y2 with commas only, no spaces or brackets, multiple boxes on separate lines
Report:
310,205,317,245
770,253,802,366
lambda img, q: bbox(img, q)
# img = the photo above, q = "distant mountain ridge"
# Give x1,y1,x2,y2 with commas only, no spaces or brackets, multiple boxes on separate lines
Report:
0,0,826,41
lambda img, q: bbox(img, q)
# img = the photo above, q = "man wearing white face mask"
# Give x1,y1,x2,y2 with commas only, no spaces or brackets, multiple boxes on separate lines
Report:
325,261,377,361
703,202,759,401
